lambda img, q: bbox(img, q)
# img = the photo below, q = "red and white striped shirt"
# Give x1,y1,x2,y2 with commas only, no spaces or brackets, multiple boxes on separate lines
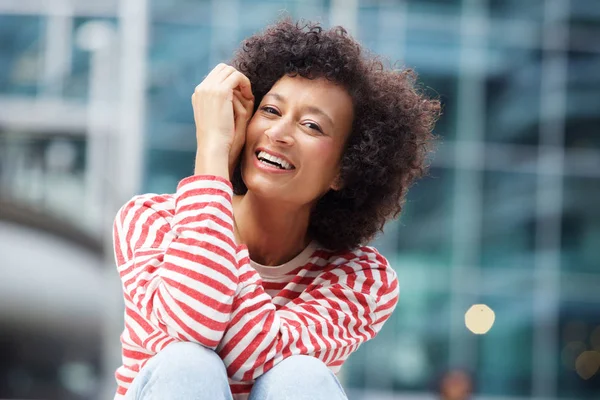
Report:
113,175,399,399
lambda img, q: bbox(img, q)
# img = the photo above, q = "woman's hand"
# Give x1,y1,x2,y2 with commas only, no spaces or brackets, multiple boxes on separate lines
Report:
229,89,254,179
191,63,253,177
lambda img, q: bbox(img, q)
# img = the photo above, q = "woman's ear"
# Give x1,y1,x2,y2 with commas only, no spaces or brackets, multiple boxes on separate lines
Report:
330,173,344,191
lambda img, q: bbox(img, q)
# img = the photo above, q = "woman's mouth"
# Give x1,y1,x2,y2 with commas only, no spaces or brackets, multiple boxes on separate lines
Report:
255,150,295,170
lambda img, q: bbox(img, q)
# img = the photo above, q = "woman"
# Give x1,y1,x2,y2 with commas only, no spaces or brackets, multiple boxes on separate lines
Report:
114,19,440,400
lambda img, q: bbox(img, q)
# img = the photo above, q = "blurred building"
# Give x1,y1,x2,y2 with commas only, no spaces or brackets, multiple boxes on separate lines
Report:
0,0,599,399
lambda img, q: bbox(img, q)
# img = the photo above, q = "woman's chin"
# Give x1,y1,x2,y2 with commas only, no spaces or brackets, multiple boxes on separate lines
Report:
244,177,283,199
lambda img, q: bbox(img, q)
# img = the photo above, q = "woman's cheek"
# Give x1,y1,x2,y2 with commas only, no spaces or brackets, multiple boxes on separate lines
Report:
306,138,339,167
245,118,262,143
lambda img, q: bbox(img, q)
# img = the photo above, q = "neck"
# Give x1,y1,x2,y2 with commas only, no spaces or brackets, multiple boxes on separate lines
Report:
234,191,312,266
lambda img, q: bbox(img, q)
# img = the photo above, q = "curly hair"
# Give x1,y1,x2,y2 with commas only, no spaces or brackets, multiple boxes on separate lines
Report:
230,19,441,251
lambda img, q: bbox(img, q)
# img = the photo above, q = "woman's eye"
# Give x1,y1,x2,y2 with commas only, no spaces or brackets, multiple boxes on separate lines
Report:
304,122,323,133
261,106,279,115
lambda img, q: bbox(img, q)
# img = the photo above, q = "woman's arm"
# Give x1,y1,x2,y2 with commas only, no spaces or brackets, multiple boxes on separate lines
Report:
217,247,399,381
114,64,252,351
114,175,239,349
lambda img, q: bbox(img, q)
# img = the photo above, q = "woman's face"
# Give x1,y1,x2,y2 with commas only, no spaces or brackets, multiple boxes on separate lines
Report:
241,75,354,207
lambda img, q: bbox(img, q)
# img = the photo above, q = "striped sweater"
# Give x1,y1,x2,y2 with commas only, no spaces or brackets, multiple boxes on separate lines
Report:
113,175,400,399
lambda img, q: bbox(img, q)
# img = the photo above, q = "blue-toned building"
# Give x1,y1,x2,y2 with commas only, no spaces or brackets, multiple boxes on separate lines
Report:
0,1,599,399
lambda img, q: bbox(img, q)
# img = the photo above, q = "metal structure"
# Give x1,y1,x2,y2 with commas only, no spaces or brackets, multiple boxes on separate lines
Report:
0,0,599,398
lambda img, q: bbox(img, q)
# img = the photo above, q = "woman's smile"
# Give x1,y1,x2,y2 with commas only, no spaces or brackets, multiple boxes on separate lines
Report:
254,148,296,171
253,151,296,174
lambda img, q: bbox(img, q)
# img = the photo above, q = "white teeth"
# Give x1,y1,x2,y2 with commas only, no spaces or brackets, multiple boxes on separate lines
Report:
280,160,292,170
257,151,293,170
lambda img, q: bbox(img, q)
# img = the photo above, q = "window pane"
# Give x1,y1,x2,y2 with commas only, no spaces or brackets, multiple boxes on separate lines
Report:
565,51,600,150
489,0,545,22
388,167,454,271
485,47,542,146
557,301,600,397
404,22,460,95
476,294,534,396
481,171,537,271
569,0,600,53
0,15,44,96
406,0,461,16
561,176,600,274
344,291,452,392
420,75,457,141
64,17,118,100
148,22,211,125
144,148,194,193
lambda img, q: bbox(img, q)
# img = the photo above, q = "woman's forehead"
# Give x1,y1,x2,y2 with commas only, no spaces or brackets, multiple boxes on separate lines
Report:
267,76,352,113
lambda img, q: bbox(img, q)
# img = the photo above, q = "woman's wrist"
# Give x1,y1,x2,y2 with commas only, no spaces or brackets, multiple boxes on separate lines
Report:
194,142,230,179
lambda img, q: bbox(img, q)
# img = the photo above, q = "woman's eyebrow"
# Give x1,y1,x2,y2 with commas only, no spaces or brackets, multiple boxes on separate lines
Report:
264,93,286,102
264,93,334,127
305,105,334,127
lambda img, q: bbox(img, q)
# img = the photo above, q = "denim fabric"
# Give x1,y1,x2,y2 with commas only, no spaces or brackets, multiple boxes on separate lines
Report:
125,342,348,400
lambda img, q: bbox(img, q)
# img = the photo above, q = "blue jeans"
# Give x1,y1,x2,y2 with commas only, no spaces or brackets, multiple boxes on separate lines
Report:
125,342,348,400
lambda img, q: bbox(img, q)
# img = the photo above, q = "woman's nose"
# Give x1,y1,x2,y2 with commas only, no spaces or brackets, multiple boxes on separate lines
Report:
264,120,294,146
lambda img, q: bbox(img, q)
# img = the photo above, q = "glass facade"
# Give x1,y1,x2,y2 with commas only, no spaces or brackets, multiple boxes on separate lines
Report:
0,0,599,399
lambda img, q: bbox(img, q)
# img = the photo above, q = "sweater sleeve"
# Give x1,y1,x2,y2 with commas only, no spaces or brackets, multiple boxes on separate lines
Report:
113,175,239,349
217,246,399,382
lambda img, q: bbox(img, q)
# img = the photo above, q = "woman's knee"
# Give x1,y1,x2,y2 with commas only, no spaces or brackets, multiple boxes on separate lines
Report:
127,342,231,399
146,341,227,380
251,355,347,400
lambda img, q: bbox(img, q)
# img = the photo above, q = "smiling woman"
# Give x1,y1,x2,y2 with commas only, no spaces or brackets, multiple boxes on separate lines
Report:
112,19,440,400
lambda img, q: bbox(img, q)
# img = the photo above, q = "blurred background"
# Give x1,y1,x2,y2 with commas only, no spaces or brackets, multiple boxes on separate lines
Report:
0,0,599,399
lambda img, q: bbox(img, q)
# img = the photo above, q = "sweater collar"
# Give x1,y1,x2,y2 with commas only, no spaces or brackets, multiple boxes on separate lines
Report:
250,240,319,279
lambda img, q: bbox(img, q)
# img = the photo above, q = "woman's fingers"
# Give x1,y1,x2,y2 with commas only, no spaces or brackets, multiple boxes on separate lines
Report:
232,90,248,122
195,63,228,91
228,91,249,177
234,89,254,117
214,64,237,81
195,64,253,102
222,69,253,100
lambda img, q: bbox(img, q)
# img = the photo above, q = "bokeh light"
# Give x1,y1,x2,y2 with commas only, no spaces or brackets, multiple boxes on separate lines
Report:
562,341,587,370
465,304,495,335
575,351,600,380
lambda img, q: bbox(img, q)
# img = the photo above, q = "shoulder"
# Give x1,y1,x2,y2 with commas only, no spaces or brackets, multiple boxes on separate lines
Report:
321,245,391,272
335,245,390,265
314,245,399,300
